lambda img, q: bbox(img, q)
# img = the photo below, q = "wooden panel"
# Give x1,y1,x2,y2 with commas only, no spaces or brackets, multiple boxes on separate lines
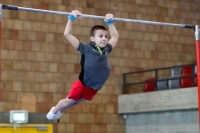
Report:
21,96,36,112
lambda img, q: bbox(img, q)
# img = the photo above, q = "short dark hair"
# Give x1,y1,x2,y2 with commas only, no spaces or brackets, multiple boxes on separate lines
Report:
90,25,108,37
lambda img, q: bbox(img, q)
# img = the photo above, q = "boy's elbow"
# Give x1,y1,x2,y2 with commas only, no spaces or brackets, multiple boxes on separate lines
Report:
64,33,70,38
113,34,119,39
110,36,119,43
64,31,68,36
113,31,119,38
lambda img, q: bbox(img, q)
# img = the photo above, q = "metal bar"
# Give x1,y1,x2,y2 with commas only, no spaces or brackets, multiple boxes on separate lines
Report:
0,4,2,22
1,4,195,29
192,64,195,86
124,63,195,75
123,74,126,94
125,75,194,86
155,70,158,91
195,25,200,132
0,5,2,92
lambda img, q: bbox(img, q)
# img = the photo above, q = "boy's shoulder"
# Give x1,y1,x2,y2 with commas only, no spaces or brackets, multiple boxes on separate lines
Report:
78,41,112,54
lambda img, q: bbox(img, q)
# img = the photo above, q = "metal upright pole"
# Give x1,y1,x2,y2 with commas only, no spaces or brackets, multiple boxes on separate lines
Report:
0,4,2,89
0,4,2,56
195,25,200,131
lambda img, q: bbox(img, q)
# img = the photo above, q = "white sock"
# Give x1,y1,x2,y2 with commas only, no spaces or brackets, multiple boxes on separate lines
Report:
46,107,63,120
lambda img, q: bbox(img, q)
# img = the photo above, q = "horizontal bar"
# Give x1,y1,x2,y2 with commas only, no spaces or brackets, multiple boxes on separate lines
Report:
2,4,195,29
125,75,196,86
124,63,196,75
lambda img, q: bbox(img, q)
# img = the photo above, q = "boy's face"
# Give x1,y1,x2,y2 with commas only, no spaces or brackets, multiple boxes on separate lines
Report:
91,30,108,48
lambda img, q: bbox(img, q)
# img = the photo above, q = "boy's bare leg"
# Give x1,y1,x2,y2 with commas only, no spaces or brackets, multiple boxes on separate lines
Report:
59,98,86,113
46,98,86,120
52,98,76,113
46,98,75,120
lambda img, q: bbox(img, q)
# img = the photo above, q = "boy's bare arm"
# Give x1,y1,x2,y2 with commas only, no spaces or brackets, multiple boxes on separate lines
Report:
64,10,81,49
108,24,119,48
105,14,119,48
64,20,79,49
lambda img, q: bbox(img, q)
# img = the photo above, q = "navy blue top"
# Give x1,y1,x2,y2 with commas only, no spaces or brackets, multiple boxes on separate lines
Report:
77,41,113,90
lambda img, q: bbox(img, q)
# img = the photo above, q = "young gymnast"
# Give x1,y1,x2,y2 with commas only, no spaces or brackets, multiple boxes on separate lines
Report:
46,10,119,120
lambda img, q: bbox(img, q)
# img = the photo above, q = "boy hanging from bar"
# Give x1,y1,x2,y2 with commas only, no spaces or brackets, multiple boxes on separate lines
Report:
46,10,119,120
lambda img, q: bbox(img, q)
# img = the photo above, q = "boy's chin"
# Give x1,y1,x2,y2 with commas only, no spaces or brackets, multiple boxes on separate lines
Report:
99,44,106,48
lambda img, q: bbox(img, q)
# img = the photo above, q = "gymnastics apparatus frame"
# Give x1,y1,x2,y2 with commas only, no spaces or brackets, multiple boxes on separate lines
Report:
1,4,200,130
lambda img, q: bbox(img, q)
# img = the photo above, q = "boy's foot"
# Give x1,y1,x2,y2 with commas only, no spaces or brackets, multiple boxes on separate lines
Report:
46,107,62,120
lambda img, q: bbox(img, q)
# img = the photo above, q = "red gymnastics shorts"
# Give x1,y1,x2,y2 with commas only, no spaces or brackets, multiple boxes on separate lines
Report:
67,80,98,101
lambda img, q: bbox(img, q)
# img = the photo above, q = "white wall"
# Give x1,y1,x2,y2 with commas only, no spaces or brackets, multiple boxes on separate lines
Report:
118,87,198,114
126,110,198,133
118,87,199,133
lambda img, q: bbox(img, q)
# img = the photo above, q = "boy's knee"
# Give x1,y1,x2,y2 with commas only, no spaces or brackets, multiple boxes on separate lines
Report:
58,99,66,104
59,99,75,107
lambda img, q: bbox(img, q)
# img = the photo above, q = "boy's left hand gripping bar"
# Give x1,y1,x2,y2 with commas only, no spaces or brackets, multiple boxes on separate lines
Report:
2,4,18,10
